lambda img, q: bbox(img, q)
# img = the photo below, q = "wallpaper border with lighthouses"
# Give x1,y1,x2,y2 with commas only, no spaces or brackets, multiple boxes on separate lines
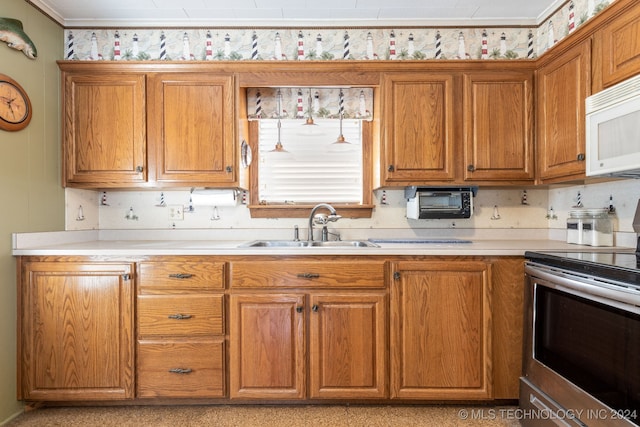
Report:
62,0,611,62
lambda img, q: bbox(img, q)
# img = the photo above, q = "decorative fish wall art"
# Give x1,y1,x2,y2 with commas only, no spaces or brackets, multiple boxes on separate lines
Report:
0,18,37,59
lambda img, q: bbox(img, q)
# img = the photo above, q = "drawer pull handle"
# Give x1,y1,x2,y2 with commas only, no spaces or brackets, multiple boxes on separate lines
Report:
169,273,194,279
169,368,192,374
168,313,193,320
297,273,320,279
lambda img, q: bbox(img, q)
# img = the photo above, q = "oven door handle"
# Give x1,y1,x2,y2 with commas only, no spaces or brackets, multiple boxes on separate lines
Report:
526,263,640,312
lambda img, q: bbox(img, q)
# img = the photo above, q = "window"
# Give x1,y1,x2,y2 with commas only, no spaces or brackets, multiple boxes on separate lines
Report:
258,119,363,204
245,87,375,218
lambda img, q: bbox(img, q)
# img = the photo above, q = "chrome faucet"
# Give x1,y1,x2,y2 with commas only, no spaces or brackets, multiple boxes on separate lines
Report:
307,203,341,241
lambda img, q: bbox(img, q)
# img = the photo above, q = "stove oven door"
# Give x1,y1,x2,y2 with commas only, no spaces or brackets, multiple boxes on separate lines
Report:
522,264,640,427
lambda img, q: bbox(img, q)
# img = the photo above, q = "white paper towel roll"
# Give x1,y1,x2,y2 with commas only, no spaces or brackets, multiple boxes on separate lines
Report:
191,189,238,206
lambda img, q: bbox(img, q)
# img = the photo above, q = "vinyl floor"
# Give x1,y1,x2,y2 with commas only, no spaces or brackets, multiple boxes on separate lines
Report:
6,404,522,426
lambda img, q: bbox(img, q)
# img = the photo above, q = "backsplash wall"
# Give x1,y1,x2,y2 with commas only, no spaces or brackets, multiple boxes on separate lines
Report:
65,188,550,234
548,179,640,233
65,177,640,244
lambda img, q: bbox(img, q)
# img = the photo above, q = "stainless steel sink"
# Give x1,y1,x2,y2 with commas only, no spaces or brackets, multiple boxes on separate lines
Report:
239,240,379,248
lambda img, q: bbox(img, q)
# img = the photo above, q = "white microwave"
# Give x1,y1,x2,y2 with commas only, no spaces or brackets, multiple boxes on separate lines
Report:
586,73,640,178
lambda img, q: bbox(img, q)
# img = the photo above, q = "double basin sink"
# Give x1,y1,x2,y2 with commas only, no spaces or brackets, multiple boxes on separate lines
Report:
240,240,379,248
240,238,472,248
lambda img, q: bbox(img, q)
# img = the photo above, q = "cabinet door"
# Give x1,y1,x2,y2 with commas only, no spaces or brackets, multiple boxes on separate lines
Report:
463,72,534,182
19,262,134,401
229,294,305,399
537,40,591,182
63,73,146,187
381,73,456,183
148,73,236,185
309,293,387,399
390,261,492,400
593,2,640,90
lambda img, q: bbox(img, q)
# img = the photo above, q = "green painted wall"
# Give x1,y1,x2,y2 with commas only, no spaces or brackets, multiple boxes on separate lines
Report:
0,0,64,422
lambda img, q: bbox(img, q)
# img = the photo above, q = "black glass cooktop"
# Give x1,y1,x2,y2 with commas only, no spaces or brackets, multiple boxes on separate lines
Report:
525,250,640,285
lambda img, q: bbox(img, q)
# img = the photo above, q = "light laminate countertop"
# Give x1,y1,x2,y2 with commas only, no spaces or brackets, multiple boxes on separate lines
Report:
12,234,630,257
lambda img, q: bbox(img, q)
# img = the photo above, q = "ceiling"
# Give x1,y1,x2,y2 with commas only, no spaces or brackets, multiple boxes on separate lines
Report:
30,0,565,28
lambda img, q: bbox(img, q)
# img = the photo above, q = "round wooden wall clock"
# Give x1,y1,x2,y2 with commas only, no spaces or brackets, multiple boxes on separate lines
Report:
0,73,32,131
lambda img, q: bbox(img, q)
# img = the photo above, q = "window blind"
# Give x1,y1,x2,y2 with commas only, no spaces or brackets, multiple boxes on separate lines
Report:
258,119,363,204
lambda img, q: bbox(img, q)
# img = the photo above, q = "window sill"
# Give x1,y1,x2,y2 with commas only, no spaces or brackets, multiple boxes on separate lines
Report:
248,204,375,219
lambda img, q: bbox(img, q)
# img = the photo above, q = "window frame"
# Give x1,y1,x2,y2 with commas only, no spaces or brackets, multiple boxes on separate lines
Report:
246,120,375,218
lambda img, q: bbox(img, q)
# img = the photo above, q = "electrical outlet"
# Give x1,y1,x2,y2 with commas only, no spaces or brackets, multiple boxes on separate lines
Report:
168,205,184,221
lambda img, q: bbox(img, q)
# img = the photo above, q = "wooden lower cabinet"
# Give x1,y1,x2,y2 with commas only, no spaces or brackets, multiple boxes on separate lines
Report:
389,260,492,400
309,293,386,399
229,291,387,400
137,339,225,398
136,260,226,398
18,260,135,401
229,294,306,399
17,255,522,404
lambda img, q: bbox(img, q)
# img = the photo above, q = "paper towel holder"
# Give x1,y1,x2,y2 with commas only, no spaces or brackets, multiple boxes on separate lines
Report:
190,188,239,207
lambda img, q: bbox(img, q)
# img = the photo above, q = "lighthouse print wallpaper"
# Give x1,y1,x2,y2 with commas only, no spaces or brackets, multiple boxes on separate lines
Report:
62,0,611,62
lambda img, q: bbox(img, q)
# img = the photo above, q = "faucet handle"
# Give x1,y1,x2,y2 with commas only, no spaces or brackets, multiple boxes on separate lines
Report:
327,214,342,222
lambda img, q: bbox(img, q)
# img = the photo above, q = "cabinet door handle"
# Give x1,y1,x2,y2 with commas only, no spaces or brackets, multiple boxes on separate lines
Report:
121,274,131,281
577,153,585,161
169,273,194,279
467,164,475,172
168,313,192,320
388,165,395,172
393,271,401,280
136,165,144,172
168,368,192,374
226,166,233,173
297,273,320,279
312,304,319,312
296,306,303,313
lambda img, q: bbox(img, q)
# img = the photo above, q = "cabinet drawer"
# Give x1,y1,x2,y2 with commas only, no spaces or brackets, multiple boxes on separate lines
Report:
138,261,225,291
137,339,225,398
138,294,223,337
230,260,385,288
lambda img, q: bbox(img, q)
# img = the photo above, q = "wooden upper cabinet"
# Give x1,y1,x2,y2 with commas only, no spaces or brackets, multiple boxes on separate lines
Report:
63,73,147,187
536,39,591,183
381,72,456,184
60,64,237,188
147,73,236,186
463,72,534,182
593,0,640,91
